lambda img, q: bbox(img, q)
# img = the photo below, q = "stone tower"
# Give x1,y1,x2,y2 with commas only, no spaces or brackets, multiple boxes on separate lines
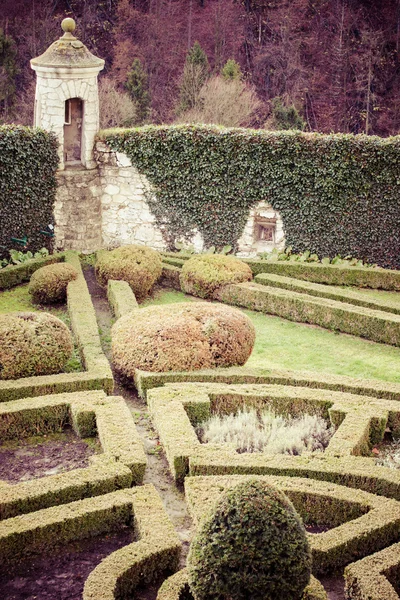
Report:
30,18,104,170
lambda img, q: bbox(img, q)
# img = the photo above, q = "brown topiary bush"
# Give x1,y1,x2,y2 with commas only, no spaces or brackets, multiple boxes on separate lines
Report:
180,254,252,299
111,302,255,377
95,245,163,302
28,263,78,304
0,312,73,380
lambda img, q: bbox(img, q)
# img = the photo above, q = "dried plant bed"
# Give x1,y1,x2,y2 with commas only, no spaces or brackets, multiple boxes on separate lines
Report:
157,568,328,600
255,273,400,315
243,259,400,290
214,281,400,347
344,541,400,600
0,251,113,402
135,366,400,402
147,383,400,497
0,390,146,519
0,486,181,600
0,253,65,290
184,475,400,576
107,279,138,319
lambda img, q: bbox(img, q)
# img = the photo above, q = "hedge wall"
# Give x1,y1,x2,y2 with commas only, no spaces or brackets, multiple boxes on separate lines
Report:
0,125,59,259
101,125,400,269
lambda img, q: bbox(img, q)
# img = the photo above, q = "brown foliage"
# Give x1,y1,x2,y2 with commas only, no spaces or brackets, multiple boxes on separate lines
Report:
111,301,256,377
0,312,73,379
95,245,163,302
180,254,253,299
28,263,78,304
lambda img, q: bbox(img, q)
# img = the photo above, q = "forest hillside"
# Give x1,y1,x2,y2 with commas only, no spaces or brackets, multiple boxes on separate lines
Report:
1,0,399,136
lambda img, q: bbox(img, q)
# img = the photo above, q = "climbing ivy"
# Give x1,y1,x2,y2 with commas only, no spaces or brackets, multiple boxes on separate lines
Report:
102,125,400,269
0,125,59,259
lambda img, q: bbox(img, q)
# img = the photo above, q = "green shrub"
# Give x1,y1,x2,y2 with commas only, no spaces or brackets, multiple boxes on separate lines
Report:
0,312,73,379
101,125,400,268
180,254,252,299
0,125,58,260
187,479,311,600
95,245,162,302
111,302,255,378
28,263,78,304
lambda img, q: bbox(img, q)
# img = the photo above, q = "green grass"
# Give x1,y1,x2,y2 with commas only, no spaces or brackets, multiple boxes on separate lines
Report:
142,288,400,384
0,284,83,373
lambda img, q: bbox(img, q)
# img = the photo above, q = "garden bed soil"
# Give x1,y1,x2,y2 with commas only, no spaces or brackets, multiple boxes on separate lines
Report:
0,427,100,483
0,526,133,600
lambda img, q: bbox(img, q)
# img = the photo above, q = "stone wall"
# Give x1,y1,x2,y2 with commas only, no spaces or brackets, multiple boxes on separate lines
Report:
54,168,102,252
95,142,166,250
54,141,285,255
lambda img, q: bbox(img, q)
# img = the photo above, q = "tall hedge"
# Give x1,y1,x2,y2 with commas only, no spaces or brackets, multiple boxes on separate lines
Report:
102,125,400,269
0,125,59,259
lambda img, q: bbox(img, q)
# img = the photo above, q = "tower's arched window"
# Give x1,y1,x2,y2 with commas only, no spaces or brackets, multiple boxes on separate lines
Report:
64,98,83,165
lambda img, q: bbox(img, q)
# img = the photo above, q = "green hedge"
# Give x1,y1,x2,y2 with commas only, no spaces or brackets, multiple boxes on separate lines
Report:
344,542,400,600
215,282,400,347
255,273,400,313
0,253,64,290
156,569,327,600
246,260,400,290
101,126,400,268
0,125,59,259
107,280,138,319
184,475,400,576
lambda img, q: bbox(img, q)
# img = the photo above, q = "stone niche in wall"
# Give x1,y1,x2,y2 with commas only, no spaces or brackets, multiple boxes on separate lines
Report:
237,201,285,256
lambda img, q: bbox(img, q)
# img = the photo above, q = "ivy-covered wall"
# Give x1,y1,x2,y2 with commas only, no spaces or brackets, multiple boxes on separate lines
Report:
101,125,400,269
0,125,59,259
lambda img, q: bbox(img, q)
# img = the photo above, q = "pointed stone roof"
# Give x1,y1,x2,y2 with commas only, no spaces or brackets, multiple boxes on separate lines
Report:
30,18,104,70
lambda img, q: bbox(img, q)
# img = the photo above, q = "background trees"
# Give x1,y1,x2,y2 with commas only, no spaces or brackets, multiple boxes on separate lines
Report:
1,0,399,135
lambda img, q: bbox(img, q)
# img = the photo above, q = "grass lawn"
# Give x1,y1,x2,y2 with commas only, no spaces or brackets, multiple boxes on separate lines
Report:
143,288,400,384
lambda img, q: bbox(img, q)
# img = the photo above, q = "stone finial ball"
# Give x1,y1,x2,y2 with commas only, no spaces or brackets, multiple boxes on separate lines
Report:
61,17,76,33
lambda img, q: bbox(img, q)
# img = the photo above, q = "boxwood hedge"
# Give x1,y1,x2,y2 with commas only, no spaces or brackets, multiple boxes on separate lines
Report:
0,125,59,259
101,125,400,268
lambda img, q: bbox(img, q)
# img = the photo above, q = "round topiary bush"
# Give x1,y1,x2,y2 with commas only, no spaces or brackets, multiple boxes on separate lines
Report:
180,254,252,299
111,302,255,377
0,312,73,380
95,245,163,302
187,479,312,600
28,262,78,304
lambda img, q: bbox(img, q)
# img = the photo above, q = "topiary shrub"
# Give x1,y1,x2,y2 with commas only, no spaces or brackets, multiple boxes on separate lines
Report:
0,312,73,379
95,245,163,302
180,254,252,299
111,302,255,378
28,263,78,304
187,479,312,600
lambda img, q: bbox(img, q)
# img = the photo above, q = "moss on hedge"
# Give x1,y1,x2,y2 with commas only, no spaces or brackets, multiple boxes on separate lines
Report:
29,262,78,304
95,245,162,302
180,254,252,299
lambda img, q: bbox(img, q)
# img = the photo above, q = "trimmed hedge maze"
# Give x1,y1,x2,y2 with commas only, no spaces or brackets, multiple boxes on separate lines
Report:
0,390,146,519
0,251,113,401
0,485,180,600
